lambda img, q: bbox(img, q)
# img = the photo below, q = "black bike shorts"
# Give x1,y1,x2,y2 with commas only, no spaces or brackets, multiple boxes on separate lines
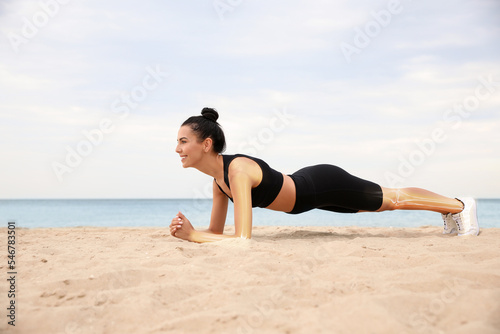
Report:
287,164,383,214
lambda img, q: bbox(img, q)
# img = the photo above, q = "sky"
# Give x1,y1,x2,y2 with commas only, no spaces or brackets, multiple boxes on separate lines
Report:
1,0,499,199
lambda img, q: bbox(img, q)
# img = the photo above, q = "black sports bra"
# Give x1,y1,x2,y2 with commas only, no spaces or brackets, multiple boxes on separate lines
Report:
214,154,284,208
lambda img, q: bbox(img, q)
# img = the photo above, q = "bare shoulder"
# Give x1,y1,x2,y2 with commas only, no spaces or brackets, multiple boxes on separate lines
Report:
229,156,256,170
227,157,262,184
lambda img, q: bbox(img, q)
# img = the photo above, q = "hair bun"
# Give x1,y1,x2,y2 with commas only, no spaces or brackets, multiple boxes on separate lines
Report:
201,107,219,122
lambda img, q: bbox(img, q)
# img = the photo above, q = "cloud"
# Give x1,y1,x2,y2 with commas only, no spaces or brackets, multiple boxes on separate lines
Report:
0,0,499,198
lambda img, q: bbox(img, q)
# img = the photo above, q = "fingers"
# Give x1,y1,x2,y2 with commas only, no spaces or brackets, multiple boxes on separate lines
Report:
171,214,183,226
170,214,184,236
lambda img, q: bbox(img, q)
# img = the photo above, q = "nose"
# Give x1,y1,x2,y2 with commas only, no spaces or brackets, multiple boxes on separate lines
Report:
175,143,181,154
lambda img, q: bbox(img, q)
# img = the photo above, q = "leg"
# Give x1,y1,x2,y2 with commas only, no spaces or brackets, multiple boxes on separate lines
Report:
291,165,464,215
291,165,384,213
375,187,463,214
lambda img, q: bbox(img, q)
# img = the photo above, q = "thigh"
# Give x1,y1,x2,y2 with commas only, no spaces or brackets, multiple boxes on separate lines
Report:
304,164,383,213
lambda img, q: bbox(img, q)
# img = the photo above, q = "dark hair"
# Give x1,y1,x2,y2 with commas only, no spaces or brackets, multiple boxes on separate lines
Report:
182,107,226,154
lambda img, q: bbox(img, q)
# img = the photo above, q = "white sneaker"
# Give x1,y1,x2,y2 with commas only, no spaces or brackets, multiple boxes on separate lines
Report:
441,213,457,234
451,198,480,236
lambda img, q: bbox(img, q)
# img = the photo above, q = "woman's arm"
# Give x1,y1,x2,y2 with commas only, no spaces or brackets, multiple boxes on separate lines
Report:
170,158,258,243
228,168,253,239
207,179,229,234
183,180,232,243
170,212,237,242
170,176,252,243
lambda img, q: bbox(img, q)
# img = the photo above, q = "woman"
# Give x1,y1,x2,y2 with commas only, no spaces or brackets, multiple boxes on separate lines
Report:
170,108,479,243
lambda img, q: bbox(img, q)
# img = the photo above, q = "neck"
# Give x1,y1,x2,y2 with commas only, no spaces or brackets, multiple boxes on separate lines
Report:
194,153,224,179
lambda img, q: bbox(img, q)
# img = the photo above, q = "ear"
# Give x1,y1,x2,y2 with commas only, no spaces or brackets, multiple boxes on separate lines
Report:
203,137,213,153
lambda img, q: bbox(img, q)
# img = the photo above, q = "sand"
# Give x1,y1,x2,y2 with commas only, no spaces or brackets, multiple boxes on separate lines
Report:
1,225,499,334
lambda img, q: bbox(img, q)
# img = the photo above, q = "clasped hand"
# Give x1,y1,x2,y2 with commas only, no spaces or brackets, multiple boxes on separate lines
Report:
170,211,195,241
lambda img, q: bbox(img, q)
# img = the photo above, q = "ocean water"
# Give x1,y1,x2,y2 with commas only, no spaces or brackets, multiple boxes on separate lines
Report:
1,199,498,229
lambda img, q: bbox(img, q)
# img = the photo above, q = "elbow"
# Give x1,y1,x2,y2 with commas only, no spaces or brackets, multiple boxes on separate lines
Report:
206,228,224,235
235,231,252,239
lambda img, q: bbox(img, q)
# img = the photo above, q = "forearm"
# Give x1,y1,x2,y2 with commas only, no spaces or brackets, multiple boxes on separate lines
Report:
189,230,243,243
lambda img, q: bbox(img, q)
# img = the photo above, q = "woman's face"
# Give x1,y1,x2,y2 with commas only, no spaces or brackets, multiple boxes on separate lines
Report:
175,125,204,168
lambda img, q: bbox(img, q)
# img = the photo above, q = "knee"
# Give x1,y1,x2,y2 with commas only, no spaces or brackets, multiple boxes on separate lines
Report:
379,188,401,211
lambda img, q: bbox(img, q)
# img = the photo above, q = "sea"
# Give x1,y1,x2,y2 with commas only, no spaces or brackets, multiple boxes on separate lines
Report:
1,199,499,229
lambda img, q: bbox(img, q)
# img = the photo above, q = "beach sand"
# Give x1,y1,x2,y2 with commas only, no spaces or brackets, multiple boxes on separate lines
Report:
1,226,499,334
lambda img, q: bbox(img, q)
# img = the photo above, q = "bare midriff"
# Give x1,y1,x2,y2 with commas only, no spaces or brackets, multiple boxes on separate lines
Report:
265,174,296,213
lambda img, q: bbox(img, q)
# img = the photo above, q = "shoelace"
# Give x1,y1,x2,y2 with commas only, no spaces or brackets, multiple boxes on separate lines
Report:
442,214,454,230
443,218,450,229
453,214,464,231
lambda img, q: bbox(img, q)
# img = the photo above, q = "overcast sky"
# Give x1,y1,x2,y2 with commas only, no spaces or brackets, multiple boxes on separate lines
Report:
1,0,499,199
